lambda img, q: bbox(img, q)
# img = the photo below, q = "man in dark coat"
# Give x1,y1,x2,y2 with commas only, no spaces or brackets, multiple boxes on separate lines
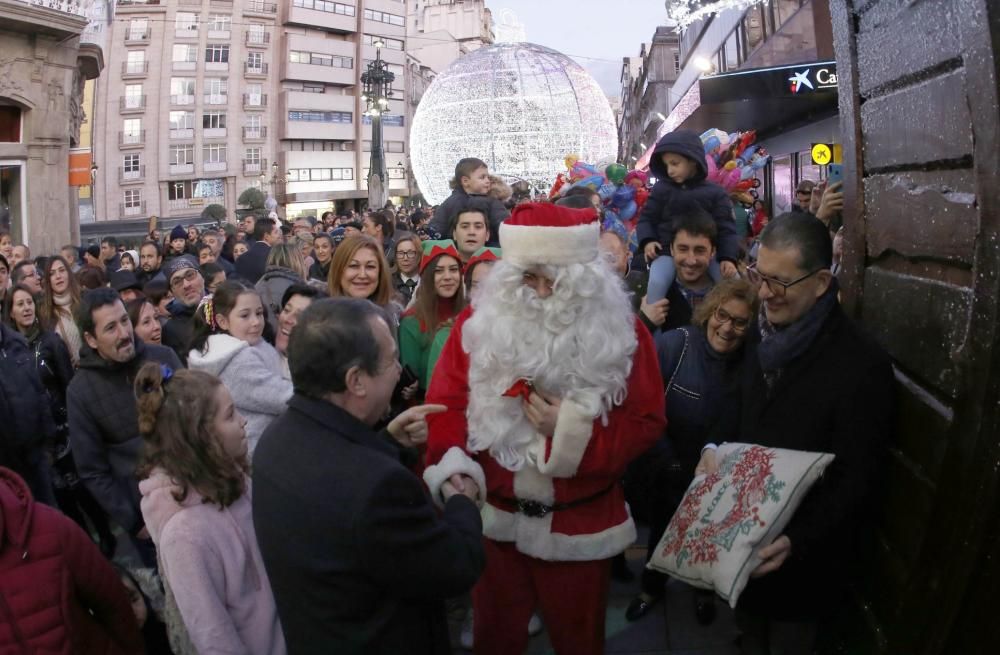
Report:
160,255,205,363
703,214,894,654
234,216,281,284
67,288,182,567
253,298,485,655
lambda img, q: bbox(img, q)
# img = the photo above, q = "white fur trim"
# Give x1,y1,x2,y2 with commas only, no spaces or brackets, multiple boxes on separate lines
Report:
527,393,600,478
423,447,486,510
499,222,600,268
478,464,636,561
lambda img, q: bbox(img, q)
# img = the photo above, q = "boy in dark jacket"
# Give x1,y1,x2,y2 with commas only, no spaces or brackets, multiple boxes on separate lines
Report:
637,129,740,302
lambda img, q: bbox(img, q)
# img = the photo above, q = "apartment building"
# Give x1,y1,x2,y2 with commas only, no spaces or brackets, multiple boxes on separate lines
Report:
94,0,409,225
617,26,681,165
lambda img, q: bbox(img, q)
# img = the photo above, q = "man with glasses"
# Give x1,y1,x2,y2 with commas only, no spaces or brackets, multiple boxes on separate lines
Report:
10,261,42,296
161,255,206,364
701,214,893,655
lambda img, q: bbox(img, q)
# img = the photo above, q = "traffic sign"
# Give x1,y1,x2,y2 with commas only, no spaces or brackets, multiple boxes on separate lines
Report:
811,143,833,165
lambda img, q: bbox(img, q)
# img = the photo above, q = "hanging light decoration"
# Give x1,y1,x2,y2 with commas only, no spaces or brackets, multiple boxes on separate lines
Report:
666,0,766,28
410,42,617,204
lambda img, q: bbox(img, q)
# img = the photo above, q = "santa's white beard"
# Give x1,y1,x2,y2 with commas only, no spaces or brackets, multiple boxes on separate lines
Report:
463,258,638,471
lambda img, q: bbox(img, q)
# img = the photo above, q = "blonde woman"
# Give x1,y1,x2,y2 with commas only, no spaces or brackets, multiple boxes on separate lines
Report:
255,243,306,333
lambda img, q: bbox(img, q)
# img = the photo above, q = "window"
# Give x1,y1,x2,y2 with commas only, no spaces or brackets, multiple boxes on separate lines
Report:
363,34,404,50
170,111,194,130
125,51,145,74
245,147,261,164
302,83,325,93
122,118,141,136
208,14,231,32
0,106,21,142
289,51,353,68
203,143,227,164
292,0,355,15
674,51,681,74
288,110,353,123
170,145,194,165
203,112,227,129
286,168,353,181
286,140,350,151
169,180,190,201
175,12,198,33
172,44,197,63
127,18,148,39
247,52,263,70
124,189,142,208
246,115,261,130
124,84,143,108
170,77,195,104
245,83,263,102
364,8,405,26
205,78,228,103
123,154,140,173
206,44,230,63
248,24,267,43
362,114,404,127
363,140,404,152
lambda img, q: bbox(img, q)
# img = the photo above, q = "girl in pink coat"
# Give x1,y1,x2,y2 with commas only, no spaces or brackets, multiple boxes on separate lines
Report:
135,362,285,655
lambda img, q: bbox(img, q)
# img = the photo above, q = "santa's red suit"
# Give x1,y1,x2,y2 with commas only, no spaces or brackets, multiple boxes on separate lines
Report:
423,203,666,655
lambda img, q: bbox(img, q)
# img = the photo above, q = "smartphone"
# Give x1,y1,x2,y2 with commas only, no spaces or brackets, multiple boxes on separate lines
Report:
827,163,843,185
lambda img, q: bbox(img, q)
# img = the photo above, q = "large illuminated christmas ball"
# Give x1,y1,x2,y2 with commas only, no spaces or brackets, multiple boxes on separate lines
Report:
411,42,618,204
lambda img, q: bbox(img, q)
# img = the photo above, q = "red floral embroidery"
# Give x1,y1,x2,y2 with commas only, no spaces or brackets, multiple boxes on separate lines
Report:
659,445,785,567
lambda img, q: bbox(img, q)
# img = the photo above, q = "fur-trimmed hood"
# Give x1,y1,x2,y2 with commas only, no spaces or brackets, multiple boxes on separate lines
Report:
187,333,248,376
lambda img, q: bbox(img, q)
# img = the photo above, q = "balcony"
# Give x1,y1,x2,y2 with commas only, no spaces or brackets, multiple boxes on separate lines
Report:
178,0,201,4
120,96,146,113
207,28,231,39
121,61,149,78
169,128,195,140
243,94,267,110
243,158,267,176
124,29,151,45
205,61,229,72
169,162,195,175
120,201,146,217
174,27,199,39
246,31,270,47
204,161,228,172
242,126,267,141
118,130,145,148
170,94,195,107
203,127,227,139
244,62,269,78
204,94,229,106
245,1,277,14
119,165,145,183
169,196,225,211
172,61,197,71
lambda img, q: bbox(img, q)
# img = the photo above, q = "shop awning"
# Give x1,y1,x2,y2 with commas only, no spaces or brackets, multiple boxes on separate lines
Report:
649,61,840,162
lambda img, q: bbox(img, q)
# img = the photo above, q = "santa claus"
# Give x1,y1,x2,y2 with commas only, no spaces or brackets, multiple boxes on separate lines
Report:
423,202,666,654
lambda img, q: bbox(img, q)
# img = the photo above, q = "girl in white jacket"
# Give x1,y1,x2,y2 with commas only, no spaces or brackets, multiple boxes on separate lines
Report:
188,280,292,455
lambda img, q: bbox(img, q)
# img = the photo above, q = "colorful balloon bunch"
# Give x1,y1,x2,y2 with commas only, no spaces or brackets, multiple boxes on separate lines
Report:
549,155,652,255
700,128,770,205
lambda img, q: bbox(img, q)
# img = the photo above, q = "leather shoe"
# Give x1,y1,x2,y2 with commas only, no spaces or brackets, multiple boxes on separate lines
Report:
625,594,662,622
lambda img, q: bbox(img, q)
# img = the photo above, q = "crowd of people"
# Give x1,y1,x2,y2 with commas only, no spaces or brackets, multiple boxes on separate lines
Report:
0,136,889,655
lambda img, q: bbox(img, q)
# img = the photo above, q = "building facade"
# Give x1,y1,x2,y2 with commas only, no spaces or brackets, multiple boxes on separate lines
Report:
617,26,680,165
93,0,411,227
0,0,104,252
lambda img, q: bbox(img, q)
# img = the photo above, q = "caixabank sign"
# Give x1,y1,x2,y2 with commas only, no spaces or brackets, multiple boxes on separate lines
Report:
700,61,839,104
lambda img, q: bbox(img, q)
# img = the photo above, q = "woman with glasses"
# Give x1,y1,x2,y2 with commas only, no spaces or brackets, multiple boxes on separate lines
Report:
391,233,422,306
626,278,758,625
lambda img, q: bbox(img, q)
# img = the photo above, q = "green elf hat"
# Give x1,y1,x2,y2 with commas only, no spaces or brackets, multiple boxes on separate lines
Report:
463,246,502,275
419,239,462,274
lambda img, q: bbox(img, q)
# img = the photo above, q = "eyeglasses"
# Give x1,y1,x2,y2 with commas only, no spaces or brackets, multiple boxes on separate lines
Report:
746,264,821,298
396,250,418,259
713,306,750,332
170,269,199,290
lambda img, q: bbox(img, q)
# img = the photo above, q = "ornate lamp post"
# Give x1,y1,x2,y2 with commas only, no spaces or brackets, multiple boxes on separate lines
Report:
361,38,395,210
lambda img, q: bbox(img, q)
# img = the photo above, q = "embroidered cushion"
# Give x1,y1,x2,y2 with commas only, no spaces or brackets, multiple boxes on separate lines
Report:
647,442,834,608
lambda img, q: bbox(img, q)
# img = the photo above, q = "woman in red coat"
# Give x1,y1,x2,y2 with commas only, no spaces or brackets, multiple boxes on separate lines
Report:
0,466,143,654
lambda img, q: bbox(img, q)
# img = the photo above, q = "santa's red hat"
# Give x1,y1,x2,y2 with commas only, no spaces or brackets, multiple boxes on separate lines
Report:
498,202,599,268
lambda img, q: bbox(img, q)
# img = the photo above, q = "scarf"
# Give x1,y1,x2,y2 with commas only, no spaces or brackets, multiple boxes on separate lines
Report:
53,292,82,367
757,277,839,389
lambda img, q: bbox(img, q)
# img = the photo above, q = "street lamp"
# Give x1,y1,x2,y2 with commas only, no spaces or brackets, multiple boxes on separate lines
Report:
361,37,395,210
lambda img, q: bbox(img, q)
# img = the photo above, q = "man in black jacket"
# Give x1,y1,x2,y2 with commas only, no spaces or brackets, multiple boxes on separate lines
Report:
67,288,182,567
160,255,205,363
235,216,282,283
253,298,484,655
702,214,893,654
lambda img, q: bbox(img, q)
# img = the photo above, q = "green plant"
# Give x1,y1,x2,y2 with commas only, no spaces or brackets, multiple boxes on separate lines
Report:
238,187,265,210
201,203,227,222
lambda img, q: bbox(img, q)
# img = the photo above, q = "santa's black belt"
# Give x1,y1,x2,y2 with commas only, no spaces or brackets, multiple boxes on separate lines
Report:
492,484,615,518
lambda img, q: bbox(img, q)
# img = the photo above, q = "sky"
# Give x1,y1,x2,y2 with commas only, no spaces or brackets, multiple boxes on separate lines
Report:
484,0,671,97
